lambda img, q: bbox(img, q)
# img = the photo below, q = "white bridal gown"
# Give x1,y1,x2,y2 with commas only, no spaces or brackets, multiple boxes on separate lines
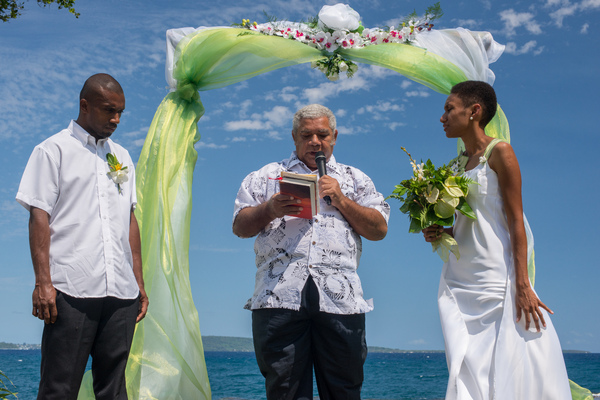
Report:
438,140,571,400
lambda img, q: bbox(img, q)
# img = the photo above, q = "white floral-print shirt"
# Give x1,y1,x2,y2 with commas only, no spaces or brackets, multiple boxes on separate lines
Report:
233,152,390,314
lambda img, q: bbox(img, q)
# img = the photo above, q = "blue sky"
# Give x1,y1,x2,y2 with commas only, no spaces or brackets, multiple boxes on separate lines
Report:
1,0,599,353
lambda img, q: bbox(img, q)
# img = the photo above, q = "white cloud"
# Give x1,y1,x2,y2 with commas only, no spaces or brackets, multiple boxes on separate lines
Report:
580,0,600,9
336,125,354,135
267,131,285,140
263,106,293,127
303,74,369,104
387,122,407,131
278,86,300,103
504,40,542,55
549,4,579,27
231,137,247,142
543,0,600,27
499,9,542,36
581,23,590,33
455,19,480,29
401,80,412,90
196,142,228,149
356,101,404,122
224,119,268,131
405,90,430,98
223,105,292,140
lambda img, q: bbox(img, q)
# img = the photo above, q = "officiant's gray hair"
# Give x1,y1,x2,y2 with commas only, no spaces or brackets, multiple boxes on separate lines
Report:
292,104,336,133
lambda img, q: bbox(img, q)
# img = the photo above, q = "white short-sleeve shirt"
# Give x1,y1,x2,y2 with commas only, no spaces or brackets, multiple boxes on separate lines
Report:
16,121,139,299
234,152,390,314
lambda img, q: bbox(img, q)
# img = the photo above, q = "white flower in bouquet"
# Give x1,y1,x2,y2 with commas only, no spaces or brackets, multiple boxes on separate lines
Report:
318,3,361,32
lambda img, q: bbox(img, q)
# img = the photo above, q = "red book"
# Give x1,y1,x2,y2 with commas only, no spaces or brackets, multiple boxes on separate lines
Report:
279,171,319,219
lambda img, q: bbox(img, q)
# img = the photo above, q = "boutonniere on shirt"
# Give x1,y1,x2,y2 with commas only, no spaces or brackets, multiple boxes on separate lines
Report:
106,153,129,194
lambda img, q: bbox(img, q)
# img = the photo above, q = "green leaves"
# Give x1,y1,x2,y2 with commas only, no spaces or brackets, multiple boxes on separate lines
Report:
2,0,79,22
0,370,17,399
106,152,118,168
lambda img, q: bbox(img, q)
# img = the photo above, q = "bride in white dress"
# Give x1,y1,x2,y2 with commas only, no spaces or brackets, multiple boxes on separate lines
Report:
423,81,571,400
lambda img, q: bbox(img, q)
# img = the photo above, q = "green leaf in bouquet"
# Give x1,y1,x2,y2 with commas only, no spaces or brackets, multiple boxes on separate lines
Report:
393,186,408,196
434,215,455,227
457,199,477,219
409,217,423,233
420,208,439,229
399,200,411,214
409,204,422,219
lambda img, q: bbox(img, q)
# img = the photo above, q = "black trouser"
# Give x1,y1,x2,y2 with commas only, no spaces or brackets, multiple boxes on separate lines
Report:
37,291,139,400
252,276,367,400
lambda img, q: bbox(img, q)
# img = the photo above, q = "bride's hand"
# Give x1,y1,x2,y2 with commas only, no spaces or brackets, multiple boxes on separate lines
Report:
422,224,443,242
515,286,553,332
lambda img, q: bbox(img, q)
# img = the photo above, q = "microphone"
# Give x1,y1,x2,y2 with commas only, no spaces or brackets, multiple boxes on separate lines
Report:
315,151,331,206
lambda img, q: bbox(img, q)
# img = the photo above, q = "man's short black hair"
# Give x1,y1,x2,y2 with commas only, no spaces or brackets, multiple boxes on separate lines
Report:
80,73,123,102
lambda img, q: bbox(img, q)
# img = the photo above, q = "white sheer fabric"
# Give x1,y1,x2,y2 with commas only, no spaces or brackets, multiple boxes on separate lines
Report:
414,28,505,85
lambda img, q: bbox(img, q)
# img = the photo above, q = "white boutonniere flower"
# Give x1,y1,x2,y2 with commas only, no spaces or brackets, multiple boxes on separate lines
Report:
106,153,129,194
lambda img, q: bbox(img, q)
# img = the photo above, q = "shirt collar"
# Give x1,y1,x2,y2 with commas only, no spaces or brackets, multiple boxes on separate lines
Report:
286,151,340,174
69,120,109,148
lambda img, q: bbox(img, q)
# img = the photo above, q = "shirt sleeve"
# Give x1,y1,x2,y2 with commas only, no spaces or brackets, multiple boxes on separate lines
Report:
232,163,281,224
16,146,60,215
232,170,263,224
352,169,391,224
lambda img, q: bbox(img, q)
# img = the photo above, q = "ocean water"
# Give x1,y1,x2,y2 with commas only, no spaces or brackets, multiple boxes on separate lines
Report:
1,350,598,399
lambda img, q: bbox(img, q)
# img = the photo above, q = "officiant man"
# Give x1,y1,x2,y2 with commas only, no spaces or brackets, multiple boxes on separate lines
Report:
233,104,390,399
16,73,148,400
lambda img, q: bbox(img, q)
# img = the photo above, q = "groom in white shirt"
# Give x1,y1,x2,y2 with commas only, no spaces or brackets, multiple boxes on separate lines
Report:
16,73,148,400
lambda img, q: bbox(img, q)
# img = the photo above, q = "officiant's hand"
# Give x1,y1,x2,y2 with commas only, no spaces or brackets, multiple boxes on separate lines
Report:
268,193,303,218
318,175,344,207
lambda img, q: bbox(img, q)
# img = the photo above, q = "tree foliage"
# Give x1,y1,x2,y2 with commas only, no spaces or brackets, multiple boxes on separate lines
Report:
1,0,79,22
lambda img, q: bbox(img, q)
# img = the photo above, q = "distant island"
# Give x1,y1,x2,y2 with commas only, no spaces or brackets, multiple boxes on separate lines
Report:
0,338,591,353
199,336,443,353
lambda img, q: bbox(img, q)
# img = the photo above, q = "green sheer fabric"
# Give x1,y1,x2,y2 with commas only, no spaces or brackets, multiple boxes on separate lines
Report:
76,26,585,399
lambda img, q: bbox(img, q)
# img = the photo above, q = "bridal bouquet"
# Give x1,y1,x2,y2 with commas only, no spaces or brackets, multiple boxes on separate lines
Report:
388,147,475,261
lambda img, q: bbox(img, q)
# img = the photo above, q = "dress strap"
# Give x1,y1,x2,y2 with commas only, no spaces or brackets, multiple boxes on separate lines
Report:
482,138,503,162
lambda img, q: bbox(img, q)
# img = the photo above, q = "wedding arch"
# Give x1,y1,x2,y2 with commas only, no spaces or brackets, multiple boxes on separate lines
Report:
78,5,564,399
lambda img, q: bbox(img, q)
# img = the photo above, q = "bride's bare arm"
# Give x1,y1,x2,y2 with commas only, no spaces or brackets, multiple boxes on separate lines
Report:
488,142,553,332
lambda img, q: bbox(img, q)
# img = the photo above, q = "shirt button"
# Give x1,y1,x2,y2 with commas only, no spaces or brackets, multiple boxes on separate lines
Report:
309,265,313,268
314,218,319,223
312,241,316,245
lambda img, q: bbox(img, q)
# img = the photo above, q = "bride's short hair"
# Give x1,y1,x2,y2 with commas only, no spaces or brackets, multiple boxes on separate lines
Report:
451,81,497,128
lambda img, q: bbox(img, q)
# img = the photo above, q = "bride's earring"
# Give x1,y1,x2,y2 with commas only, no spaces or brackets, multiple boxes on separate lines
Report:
469,116,473,120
